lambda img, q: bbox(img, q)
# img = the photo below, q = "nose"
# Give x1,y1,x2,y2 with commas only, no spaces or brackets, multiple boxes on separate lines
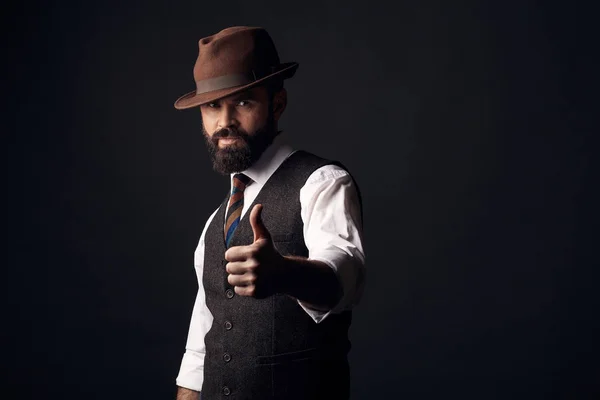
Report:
217,104,238,130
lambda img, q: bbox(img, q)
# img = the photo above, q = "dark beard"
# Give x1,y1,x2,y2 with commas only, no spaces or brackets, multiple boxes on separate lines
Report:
203,116,277,175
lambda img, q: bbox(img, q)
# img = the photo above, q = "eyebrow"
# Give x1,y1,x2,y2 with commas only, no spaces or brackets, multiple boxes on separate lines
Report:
205,89,259,106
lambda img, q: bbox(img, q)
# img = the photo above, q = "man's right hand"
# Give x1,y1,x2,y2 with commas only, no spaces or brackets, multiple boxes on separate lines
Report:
176,387,200,400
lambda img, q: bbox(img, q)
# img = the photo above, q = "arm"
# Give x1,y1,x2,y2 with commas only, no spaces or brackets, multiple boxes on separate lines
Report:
278,256,343,310
295,165,365,320
225,166,365,321
176,387,200,400
175,209,219,398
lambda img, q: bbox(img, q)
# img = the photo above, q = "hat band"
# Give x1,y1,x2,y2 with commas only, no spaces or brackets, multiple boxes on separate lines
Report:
195,67,278,95
195,74,251,94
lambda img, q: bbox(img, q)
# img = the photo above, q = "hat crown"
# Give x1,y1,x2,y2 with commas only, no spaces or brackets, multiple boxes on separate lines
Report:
193,26,281,82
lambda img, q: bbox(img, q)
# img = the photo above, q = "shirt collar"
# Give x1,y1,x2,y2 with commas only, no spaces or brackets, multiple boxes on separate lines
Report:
229,132,295,187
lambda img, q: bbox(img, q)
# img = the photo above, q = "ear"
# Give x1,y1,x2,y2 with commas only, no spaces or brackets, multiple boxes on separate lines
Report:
272,88,287,122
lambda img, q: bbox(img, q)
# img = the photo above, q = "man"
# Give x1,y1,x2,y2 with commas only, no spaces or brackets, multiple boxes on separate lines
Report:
173,26,365,400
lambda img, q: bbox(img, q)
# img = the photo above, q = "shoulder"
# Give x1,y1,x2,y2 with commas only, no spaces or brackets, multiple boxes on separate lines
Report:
287,150,351,175
281,150,333,170
305,164,351,185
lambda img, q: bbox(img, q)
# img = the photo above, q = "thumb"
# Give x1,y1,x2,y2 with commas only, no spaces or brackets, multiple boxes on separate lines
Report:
250,204,271,243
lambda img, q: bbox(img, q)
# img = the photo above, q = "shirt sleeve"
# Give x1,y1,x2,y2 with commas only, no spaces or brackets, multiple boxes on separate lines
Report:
175,208,219,391
298,164,366,323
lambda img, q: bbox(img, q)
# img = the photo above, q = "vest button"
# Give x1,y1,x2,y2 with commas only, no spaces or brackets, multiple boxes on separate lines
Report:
222,386,231,396
223,353,231,362
224,321,232,330
225,289,234,299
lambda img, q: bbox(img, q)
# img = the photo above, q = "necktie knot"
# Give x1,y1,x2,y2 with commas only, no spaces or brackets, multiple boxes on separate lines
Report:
232,173,251,193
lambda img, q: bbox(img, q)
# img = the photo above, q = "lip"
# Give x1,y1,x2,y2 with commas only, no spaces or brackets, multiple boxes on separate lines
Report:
219,138,239,143
218,137,240,148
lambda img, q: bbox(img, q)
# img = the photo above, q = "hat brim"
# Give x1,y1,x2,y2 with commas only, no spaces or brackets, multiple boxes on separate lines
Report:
173,62,299,110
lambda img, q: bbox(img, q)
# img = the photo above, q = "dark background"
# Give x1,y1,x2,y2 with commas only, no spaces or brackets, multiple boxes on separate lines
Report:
5,0,598,399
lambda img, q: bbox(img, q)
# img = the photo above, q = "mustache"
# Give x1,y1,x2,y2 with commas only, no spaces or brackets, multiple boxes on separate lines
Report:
212,127,249,140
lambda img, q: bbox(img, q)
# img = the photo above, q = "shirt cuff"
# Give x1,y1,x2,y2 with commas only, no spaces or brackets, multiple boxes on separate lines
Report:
175,350,205,392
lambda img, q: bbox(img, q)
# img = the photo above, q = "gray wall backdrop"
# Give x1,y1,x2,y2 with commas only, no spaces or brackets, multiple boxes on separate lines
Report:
5,0,597,399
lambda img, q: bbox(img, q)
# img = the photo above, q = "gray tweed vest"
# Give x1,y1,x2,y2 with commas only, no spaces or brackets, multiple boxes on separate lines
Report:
201,150,359,399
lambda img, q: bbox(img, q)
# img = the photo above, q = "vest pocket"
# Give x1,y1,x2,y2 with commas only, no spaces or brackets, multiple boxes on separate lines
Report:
254,347,318,366
271,232,294,242
272,233,295,256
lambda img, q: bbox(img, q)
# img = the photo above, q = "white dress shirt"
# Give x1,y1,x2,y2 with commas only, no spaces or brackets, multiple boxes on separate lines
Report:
176,133,366,391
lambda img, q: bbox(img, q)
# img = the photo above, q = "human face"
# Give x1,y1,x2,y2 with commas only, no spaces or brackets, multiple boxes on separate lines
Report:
200,86,285,174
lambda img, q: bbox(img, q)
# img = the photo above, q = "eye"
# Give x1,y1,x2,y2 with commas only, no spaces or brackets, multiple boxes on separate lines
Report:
237,100,250,107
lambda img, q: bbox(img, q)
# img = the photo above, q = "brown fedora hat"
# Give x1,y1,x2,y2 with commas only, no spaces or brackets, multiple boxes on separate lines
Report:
174,26,299,110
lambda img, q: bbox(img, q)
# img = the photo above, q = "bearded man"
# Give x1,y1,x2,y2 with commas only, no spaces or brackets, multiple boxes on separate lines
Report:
173,26,365,400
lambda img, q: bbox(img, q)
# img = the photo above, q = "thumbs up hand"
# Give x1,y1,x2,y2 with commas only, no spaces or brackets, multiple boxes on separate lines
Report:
249,203,272,244
225,204,283,298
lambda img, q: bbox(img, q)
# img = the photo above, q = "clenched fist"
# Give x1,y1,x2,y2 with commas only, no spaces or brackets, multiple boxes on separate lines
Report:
224,204,284,298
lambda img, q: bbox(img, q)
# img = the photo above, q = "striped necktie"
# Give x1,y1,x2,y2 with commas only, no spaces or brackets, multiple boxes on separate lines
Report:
224,173,252,247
